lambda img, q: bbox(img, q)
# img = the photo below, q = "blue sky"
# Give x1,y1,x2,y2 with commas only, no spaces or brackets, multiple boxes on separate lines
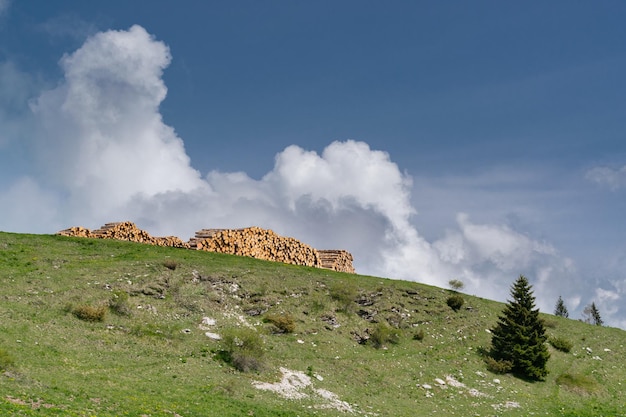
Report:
1,1,626,328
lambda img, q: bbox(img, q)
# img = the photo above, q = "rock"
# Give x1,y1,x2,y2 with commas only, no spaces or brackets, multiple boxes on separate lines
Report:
434,378,446,386
422,384,432,390
205,332,221,340
493,378,500,384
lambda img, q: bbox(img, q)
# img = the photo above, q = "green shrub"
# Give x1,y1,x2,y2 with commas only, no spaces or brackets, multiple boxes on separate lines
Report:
543,318,557,329
446,295,464,311
263,312,296,333
0,348,15,371
219,328,264,372
448,279,464,291
72,304,107,322
412,329,425,341
485,356,513,374
109,290,132,316
549,336,573,353
330,281,358,313
163,259,178,270
369,322,400,349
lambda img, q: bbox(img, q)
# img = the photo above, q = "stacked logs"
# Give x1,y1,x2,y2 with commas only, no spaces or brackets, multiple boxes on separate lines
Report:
317,250,355,274
57,222,189,249
57,226,92,238
191,227,321,268
57,222,355,273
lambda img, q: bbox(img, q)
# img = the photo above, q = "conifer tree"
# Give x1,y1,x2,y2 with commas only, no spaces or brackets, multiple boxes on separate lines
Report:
583,302,603,326
490,275,550,380
554,295,569,318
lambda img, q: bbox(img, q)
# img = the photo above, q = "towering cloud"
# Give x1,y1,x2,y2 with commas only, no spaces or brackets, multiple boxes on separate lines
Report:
0,25,622,327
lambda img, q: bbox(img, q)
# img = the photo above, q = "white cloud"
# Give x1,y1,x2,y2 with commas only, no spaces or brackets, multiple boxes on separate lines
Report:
30,25,207,220
0,25,624,328
585,165,626,190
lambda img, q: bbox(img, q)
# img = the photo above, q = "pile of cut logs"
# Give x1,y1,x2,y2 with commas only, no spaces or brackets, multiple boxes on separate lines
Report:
190,227,321,267
57,222,189,249
57,222,355,273
317,250,355,274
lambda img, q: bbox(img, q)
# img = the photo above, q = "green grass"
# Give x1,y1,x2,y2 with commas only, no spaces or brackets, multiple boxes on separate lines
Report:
0,231,625,416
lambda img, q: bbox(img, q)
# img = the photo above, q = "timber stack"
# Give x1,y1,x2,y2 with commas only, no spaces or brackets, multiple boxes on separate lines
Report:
57,222,355,273
57,222,189,249
57,226,93,238
191,227,321,268
317,250,355,274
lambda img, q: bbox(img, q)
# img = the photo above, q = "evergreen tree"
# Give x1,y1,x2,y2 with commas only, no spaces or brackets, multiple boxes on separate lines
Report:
554,296,569,318
583,302,603,326
490,275,550,380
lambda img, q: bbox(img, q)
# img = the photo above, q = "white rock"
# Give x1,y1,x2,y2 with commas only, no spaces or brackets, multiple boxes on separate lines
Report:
435,378,446,386
604,348,611,352
592,356,602,361
205,332,221,340
201,317,216,326
422,384,432,390
493,378,500,384
297,339,305,344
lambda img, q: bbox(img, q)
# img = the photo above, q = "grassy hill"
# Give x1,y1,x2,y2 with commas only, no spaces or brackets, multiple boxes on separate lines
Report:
0,232,624,416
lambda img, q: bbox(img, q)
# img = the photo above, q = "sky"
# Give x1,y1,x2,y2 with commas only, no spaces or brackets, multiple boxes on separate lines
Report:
1,1,626,328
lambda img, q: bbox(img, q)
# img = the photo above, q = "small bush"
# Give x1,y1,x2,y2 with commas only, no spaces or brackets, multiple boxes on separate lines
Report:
448,279,464,291
369,322,400,349
0,348,15,371
549,336,573,353
412,329,425,341
543,318,558,329
264,313,296,333
329,281,358,314
72,304,107,322
219,328,264,372
109,290,132,316
485,357,513,374
446,295,464,311
163,259,178,270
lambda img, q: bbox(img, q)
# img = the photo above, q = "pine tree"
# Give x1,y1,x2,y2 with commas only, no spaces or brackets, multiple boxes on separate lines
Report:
490,275,550,381
583,302,603,326
554,296,569,318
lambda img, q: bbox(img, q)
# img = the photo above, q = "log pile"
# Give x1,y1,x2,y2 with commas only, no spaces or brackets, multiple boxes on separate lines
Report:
57,226,93,238
317,250,355,274
57,222,355,273
57,222,190,249
191,227,321,268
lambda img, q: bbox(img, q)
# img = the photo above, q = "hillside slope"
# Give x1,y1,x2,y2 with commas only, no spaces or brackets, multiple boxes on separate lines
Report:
0,232,624,416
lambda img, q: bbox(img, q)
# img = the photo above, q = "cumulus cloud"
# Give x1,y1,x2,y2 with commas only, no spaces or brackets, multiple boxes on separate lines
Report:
0,25,623,327
30,25,207,221
585,165,626,190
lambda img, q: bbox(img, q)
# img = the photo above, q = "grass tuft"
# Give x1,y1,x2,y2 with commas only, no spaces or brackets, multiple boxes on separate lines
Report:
263,312,296,333
0,348,14,371
71,304,107,322
556,373,600,395
549,336,573,353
